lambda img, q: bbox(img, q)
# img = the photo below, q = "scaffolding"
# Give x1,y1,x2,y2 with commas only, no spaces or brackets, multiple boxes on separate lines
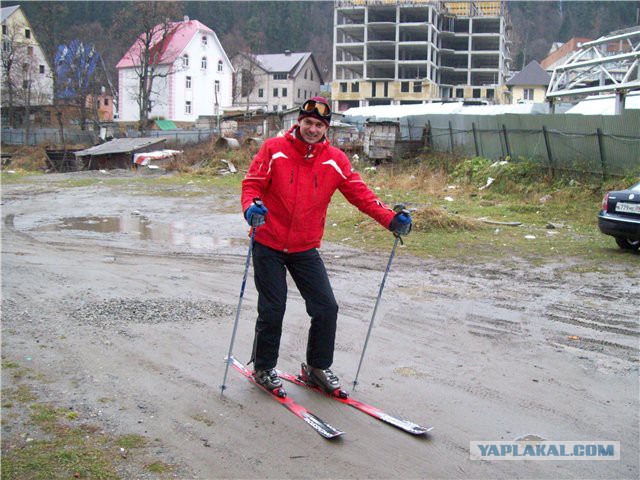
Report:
546,27,640,114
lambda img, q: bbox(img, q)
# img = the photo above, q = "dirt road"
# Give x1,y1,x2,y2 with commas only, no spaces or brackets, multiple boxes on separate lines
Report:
2,171,638,479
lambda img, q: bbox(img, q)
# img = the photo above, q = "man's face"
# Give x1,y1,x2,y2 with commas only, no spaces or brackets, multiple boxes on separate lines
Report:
299,116,328,144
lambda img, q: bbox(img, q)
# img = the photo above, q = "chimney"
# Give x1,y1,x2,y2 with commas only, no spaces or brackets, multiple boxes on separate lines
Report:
184,15,190,22
284,49,292,56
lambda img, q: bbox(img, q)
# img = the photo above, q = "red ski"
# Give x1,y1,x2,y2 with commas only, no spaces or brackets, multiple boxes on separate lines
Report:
278,368,433,436
227,357,344,439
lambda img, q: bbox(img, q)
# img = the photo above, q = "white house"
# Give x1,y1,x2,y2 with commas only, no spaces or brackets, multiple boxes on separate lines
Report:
231,50,323,112
1,5,54,110
116,16,233,123
506,61,551,104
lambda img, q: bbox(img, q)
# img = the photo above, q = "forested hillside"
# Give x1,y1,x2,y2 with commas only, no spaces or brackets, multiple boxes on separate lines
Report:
8,0,640,84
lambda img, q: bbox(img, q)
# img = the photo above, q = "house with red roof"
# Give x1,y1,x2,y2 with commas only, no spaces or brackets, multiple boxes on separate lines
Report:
116,16,233,123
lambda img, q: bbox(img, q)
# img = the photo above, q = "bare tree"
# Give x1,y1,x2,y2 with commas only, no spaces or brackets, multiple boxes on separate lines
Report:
1,22,20,127
1,17,52,137
232,52,263,113
115,1,183,133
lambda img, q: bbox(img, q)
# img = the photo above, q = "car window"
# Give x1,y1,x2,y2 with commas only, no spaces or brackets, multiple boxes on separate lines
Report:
631,183,640,192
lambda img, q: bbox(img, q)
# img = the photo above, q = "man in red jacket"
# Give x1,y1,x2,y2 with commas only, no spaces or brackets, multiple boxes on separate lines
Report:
241,96,412,397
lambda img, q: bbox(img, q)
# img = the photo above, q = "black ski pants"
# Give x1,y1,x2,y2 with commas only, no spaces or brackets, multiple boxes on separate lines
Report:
250,241,338,371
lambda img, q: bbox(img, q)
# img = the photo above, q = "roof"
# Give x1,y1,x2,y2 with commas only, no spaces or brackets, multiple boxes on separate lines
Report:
1,5,20,22
343,102,550,120
242,51,323,84
506,61,551,86
155,119,177,130
117,18,216,69
565,92,640,115
74,138,166,157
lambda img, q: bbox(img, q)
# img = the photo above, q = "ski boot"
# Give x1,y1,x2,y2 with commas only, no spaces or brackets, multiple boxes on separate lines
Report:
300,363,348,398
253,368,286,398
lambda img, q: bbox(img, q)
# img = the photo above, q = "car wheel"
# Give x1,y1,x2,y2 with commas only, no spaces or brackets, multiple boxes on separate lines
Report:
615,237,640,251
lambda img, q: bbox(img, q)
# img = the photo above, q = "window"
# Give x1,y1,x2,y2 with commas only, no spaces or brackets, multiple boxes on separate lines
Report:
371,81,377,97
27,46,33,56
304,70,307,80
214,80,220,93
201,35,207,46
273,105,278,111
104,98,109,106
472,88,481,98
201,57,207,69
218,60,223,72
401,82,410,93
25,29,31,39
486,89,494,99
185,101,192,114
413,81,422,93
351,82,359,93
258,88,264,98
182,54,189,67
523,88,534,101
304,90,307,98
2,25,6,35
456,88,464,98
39,65,45,74
310,71,314,81
297,88,301,98
22,79,28,89
2,41,9,52
340,82,347,93
273,88,278,97
282,87,287,97
273,73,287,80
186,76,191,88
281,105,287,111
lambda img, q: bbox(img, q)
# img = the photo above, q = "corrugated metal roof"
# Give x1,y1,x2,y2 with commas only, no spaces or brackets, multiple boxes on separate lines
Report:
155,119,177,130
74,137,166,157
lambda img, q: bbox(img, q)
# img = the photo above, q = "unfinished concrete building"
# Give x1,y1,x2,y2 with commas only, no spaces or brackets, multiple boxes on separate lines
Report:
332,0,512,111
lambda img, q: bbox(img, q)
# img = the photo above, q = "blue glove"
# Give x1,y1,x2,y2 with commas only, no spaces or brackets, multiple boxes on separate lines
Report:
389,209,412,236
244,199,267,227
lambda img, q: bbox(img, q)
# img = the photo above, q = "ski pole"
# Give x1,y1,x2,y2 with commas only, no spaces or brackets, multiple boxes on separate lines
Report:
352,205,407,390
221,198,265,395
220,226,256,396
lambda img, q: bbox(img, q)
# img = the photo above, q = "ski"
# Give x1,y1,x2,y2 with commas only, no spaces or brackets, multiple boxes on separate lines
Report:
226,357,344,440
277,369,433,436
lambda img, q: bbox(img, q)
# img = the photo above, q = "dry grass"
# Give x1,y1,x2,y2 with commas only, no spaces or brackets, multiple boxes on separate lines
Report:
412,206,482,232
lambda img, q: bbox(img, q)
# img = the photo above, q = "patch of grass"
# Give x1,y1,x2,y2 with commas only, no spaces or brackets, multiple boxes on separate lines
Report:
1,358,175,479
145,461,173,474
3,384,38,403
191,413,215,427
116,434,147,449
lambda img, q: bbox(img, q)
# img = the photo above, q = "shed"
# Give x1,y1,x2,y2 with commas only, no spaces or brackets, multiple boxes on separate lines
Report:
363,120,427,161
74,137,167,170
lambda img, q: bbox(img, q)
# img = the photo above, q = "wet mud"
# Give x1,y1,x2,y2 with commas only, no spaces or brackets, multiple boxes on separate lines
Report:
2,171,638,479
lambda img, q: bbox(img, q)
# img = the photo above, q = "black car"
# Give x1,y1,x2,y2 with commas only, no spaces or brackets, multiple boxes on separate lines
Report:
598,181,640,251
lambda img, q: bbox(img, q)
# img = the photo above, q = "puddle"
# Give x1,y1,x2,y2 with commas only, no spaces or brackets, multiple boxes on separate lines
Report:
33,215,245,249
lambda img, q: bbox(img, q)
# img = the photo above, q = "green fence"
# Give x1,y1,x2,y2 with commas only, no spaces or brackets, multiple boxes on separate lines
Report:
348,110,640,177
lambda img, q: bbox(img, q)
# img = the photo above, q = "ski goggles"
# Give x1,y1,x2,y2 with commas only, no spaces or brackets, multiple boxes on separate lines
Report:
300,100,331,119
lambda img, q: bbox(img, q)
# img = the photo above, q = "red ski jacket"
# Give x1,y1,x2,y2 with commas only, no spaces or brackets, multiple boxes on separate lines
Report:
241,126,395,253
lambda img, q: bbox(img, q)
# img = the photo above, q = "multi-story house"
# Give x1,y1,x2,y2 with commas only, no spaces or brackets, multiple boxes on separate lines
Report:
231,50,323,112
332,0,512,111
116,16,233,123
1,4,53,123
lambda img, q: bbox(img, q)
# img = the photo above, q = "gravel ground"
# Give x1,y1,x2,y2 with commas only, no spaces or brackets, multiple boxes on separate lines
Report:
1,170,638,479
